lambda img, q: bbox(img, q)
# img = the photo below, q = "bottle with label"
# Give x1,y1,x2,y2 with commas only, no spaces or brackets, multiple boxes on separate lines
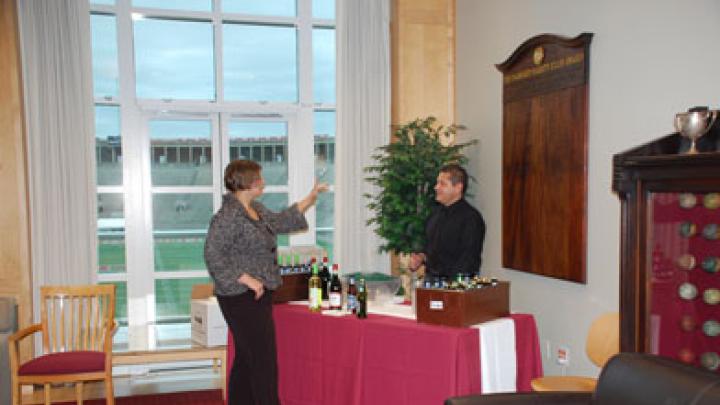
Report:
347,276,358,313
329,264,342,310
308,263,322,312
320,256,331,300
357,278,368,319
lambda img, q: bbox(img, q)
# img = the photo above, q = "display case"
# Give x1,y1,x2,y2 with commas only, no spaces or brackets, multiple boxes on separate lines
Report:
613,130,720,374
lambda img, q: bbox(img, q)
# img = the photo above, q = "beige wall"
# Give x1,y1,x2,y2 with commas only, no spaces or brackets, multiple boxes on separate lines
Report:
0,0,32,361
392,0,455,126
457,0,720,376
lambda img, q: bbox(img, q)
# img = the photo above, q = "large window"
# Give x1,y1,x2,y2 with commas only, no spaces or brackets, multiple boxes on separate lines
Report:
90,0,335,350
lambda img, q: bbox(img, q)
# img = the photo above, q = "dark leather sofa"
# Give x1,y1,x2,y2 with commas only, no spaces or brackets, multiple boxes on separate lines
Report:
445,353,720,405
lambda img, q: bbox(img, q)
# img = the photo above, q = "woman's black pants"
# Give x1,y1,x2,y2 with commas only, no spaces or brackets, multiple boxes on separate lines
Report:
217,290,279,405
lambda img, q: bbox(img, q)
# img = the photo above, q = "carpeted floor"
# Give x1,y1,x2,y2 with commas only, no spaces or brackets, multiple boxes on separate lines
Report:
53,389,224,405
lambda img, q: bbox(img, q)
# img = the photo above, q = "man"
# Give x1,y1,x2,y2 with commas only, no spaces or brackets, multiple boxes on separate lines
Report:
410,164,486,280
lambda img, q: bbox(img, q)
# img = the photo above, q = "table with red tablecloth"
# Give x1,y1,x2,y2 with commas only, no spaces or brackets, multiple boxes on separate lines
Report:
227,304,543,405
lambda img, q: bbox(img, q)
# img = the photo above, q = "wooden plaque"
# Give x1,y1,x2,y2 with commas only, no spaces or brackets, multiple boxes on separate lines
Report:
415,282,510,327
496,33,592,283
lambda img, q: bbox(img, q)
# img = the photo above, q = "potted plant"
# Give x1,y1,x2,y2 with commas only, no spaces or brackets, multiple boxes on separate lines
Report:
365,116,476,266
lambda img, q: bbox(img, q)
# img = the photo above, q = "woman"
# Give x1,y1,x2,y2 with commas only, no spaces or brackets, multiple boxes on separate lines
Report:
204,160,327,405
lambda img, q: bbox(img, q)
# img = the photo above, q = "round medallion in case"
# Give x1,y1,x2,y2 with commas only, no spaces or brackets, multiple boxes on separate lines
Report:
700,352,720,371
679,222,697,237
704,193,720,210
678,193,697,209
678,347,695,364
703,288,720,305
702,223,719,240
701,256,720,273
679,282,698,300
677,254,696,270
680,315,696,332
703,319,720,337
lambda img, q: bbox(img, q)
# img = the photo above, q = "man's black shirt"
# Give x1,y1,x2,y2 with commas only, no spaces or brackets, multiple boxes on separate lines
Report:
424,198,485,278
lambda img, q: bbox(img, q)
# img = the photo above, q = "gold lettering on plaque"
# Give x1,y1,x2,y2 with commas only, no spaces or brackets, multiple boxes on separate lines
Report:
503,52,585,85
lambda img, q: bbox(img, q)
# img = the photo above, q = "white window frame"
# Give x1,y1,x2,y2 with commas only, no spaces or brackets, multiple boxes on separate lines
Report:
91,0,336,352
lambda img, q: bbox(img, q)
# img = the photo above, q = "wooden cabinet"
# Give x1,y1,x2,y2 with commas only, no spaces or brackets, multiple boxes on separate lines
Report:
613,131,720,373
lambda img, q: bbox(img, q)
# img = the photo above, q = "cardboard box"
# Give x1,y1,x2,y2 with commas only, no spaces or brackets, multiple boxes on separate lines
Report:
415,282,510,327
191,298,228,347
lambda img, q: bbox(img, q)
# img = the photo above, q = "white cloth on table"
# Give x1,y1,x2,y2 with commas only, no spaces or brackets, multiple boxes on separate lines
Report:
473,317,517,393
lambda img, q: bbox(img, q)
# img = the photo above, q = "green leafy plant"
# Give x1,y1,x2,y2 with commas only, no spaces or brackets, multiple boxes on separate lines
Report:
365,117,476,254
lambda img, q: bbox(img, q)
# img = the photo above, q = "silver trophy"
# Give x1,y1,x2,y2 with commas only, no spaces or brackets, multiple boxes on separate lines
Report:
674,110,718,154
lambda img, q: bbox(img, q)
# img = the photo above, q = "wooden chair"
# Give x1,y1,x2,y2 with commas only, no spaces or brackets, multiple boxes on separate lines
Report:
530,312,619,392
9,285,116,405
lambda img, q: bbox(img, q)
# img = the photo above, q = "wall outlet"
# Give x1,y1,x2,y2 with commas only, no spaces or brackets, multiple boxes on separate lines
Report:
545,340,552,360
556,345,570,366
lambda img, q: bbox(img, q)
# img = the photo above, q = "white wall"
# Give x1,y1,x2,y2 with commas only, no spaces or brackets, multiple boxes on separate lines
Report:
456,0,720,376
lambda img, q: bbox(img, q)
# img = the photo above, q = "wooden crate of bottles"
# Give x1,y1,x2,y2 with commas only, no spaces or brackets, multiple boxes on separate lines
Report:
415,281,510,327
273,273,310,303
272,245,324,303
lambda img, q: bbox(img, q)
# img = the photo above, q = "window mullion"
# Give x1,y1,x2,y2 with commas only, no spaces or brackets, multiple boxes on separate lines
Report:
214,113,225,210
213,0,223,103
289,0,315,246
116,0,156,351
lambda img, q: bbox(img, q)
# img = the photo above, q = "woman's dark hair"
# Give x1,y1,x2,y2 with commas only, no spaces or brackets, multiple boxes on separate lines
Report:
224,160,262,192
440,163,468,196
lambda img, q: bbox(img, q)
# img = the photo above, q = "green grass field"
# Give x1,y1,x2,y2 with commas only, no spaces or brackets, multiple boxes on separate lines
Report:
98,235,292,273
97,160,332,328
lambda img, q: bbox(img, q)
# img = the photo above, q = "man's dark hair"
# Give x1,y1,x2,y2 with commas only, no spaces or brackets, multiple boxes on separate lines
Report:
440,164,468,196
224,160,262,192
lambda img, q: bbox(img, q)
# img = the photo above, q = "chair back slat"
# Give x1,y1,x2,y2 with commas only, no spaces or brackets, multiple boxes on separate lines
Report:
84,296,91,350
70,297,81,347
40,285,116,354
59,297,66,351
68,296,76,350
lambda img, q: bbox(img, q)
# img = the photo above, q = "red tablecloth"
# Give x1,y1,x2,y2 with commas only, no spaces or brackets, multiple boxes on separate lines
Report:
227,304,542,405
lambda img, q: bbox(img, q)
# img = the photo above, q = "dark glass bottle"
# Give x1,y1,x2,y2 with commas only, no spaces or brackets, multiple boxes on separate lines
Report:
347,276,358,313
319,256,331,300
329,264,342,310
357,278,367,319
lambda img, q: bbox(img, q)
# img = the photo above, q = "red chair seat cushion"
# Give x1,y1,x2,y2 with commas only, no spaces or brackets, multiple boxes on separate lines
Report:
18,351,106,375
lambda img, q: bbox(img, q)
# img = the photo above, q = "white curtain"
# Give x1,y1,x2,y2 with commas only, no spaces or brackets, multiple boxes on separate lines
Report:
335,0,391,274
18,1,97,313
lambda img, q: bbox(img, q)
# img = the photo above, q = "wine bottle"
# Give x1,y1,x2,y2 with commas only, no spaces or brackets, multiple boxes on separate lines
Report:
357,278,367,319
308,263,322,312
320,256,331,301
293,254,302,274
284,254,293,275
329,264,342,310
347,276,358,313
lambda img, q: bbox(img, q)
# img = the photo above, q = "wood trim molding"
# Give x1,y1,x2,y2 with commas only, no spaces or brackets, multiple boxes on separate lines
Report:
391,0,456,126
0,0,33,363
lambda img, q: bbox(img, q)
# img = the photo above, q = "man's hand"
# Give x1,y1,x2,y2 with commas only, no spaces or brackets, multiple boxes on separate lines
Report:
238,273,264,300
409,252,426,272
